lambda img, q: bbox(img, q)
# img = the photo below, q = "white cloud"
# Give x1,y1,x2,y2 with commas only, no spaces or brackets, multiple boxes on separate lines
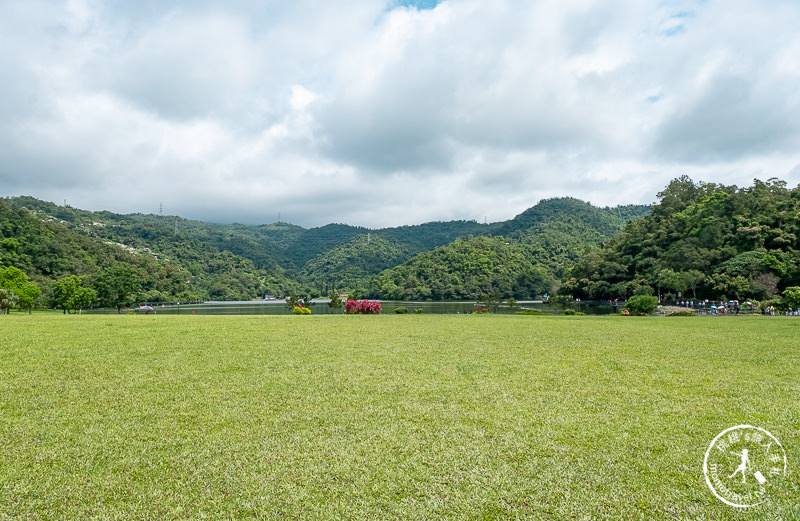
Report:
1,0,799,228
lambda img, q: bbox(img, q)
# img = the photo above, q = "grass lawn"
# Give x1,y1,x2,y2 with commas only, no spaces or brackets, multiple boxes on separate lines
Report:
0,314,798,520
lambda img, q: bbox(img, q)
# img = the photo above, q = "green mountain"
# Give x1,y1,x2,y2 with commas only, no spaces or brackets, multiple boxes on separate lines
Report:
1,198,156,282
366,198,649,300
494,197,650,238
367,235,554,300
560,177,800,301
300,234,410,294
378,220,492,254
3,195,649,304
508,198,649,277
285,224,370,268
294,220,493,293
2,197,294,301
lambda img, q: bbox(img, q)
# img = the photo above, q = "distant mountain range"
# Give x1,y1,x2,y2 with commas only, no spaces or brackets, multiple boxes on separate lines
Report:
1,195,649,301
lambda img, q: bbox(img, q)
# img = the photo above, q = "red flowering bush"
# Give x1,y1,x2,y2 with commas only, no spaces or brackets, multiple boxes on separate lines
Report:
293,304,311,314
345,299,382,314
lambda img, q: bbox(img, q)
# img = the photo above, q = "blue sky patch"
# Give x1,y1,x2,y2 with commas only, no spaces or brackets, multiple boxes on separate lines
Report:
393,0,442,10
658,10,695,37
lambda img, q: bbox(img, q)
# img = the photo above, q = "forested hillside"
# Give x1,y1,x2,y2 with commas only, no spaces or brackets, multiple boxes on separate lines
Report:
493,197,650,238
560,177,800,303
295,221,495,293
1,199,156,282
367,235,554,300
300,234,410,293
3,194,649,307
7,177,800,310
2,198,294,302
366,198,649,300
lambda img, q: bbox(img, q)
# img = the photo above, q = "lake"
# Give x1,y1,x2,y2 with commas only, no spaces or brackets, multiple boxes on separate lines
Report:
92,300,618,315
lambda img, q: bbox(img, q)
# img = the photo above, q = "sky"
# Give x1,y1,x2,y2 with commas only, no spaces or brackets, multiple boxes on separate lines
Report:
1,0,799,228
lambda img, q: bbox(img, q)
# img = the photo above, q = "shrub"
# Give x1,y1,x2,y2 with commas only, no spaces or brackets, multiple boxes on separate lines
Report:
394,307,408,314
345,299,382,314
516,310,547,315
561,308,577,315
293,305,311,315
782,286,800,309
667,310,695,317
625,295,659,315
413,308,423,314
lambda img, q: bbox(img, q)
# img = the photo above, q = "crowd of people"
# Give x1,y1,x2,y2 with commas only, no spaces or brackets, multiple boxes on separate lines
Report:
672,299,798,316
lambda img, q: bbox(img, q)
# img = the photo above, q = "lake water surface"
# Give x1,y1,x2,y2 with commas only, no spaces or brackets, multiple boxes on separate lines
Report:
98,300,617,315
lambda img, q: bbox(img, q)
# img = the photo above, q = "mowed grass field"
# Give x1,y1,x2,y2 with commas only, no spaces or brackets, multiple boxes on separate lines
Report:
0,314,798,520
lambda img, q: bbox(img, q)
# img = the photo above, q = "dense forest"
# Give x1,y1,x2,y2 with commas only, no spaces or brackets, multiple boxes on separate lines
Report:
366,198,649,300
300,234,411,294
1,194,648,310
0,198,292,304
367,235,554,300
560,177,800,305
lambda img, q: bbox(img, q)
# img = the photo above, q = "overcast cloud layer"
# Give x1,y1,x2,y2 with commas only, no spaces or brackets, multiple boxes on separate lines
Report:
2,0,799,227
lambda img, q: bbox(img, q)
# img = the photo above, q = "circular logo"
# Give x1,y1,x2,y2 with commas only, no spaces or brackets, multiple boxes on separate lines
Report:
703,425,788,508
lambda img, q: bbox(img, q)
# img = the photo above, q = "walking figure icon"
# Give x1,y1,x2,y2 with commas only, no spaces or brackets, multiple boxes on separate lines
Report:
728,449,750,483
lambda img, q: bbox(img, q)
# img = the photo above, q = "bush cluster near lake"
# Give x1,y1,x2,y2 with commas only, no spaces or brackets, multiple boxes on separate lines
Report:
625,295,660,315
1,314,798,520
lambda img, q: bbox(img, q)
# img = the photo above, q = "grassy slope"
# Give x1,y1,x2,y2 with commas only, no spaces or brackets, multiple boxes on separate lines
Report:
1,315,798,520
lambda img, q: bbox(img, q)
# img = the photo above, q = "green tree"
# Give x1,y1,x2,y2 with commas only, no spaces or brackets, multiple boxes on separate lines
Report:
782,287,800,309
52,276,97,314
684,270,706,299
285,293,312,310
94,265,143,313
15,283,42,314
285,293,300,310
0,267,41,314
328,289,343,309
479,291,502,313
73,286,97,313
709,273,751,300
0,288,18,314
657,269,688,297
0,266,27,289
651,175,703,220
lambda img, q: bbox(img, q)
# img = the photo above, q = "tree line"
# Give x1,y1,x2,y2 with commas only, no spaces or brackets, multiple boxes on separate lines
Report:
0,264,140,314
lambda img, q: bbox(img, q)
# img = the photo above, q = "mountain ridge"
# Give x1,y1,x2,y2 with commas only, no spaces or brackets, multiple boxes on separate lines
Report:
2,195,650,301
